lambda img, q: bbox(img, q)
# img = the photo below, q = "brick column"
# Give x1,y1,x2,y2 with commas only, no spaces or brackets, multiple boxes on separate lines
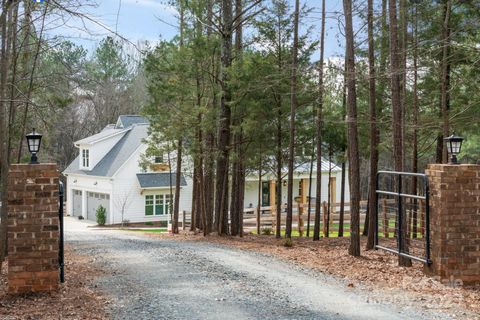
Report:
425,164,480,286
7,164,60,293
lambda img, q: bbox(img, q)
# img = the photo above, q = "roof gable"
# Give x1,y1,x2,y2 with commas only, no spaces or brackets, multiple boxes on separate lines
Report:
116,115,148,129
64,124,148,177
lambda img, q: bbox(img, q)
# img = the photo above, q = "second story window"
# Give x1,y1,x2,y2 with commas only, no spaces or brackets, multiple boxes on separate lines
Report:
82,149,90,168
154,155,164,164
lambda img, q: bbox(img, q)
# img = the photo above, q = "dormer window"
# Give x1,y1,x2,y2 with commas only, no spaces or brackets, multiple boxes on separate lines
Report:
82,149,90,168
154,155,164,164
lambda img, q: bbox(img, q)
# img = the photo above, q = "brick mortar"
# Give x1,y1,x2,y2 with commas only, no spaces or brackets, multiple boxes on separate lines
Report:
7,164,60,294
425,164,480,286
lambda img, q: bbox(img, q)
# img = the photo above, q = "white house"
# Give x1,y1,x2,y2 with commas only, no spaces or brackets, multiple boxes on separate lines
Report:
64,115,350,224
63,115,193,224
243,161,348,211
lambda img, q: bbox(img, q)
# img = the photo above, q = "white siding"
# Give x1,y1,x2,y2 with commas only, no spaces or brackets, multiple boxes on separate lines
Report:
78,133,125,170
111,144,194,224
243,171,350,209
65,174,113,221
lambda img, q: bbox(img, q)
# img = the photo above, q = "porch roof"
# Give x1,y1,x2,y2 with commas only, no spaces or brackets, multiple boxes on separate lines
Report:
136,173,187,189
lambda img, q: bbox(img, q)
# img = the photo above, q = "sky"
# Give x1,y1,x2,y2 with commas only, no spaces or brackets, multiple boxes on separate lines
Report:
48,0,346,58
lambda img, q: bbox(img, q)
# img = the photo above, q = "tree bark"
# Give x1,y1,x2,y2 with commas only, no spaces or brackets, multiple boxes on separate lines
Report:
343,0,361,257
389,0,411,266
411,3,419,239
366,0,378,251
286,0,300,239
215,0,233,235
313,0,325,241
0,0,13,263
440,0,451,163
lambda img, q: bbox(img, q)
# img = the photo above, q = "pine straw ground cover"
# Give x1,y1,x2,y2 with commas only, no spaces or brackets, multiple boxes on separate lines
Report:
0,246,108,320
148,232,480,319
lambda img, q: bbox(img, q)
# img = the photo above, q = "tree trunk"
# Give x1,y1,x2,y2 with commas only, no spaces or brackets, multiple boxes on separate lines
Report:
338,55,348,238
275,117,282,238
313,0,325,241
256,165,262,235
411,3,419,239
338,161,346,237
366,0,378,250
343,0,361,257
388,0,411,266
0,0,12,263
440,0,451,163
326,144,332,237
306,150,314,237
286,0,300,239
215,0,233,235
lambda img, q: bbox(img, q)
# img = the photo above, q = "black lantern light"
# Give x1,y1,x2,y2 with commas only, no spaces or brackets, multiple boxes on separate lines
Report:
444,133,463,164
26,128,42,164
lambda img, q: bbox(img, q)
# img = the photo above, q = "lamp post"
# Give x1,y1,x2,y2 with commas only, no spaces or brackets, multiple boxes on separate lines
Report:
26,128,42,164
444,133,464,164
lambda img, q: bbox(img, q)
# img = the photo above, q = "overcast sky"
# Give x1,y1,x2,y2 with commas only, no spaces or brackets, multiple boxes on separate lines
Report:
49,0,347,58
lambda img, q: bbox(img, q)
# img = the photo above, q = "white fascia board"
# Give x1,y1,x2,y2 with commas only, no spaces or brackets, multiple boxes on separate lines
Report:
74,128,130,147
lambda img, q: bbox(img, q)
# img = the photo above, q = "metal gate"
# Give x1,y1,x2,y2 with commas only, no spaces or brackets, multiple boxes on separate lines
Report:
374,171,431,264
59,182,65,283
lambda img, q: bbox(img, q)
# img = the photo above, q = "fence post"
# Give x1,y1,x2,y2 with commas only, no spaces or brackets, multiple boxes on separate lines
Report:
182,210,186,231
322,201,328,237
298,203,304,237
382,199,389,238
397,175,402,254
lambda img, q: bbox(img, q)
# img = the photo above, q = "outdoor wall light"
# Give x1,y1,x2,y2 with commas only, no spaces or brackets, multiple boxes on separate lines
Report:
26,128,42,164
94,181,98,186
444,133,464,164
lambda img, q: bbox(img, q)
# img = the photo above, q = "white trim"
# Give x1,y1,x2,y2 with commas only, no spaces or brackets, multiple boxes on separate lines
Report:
74,128,130,146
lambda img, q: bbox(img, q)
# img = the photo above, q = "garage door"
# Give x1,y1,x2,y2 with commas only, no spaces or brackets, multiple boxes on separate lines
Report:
87,192,110,223
72,189,83,217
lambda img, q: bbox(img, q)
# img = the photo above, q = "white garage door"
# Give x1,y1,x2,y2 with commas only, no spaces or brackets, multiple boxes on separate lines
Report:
72,189,83,217
87,192,110,223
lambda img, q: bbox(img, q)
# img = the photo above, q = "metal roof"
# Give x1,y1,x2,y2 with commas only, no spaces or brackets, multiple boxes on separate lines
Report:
136,173,187,188
64,124,149,177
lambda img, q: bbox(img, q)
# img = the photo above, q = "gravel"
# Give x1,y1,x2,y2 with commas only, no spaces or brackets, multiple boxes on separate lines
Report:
65,218,450,320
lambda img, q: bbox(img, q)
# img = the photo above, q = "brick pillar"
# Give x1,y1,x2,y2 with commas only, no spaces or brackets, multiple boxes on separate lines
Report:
425,164,480,286
7,164,60,293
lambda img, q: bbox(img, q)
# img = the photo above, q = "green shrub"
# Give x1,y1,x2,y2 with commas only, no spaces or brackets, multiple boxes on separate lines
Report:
283,238,293,248
145,221,154,226
261,228,273,235
95,205,106,226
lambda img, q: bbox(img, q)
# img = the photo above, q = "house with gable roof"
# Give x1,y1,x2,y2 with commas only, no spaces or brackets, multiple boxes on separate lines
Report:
63,115,191,224
64,115,349,225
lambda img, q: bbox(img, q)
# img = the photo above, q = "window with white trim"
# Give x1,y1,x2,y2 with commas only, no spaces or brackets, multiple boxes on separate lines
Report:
82,149,90,168
145,194,173,216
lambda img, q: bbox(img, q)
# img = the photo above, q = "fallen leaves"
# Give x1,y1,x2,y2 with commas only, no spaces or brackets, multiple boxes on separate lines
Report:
0,246,109,320
148,231,480,319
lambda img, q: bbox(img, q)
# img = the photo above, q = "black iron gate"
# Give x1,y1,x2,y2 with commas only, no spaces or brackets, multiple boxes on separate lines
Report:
59,181,65,283
374,171,431,264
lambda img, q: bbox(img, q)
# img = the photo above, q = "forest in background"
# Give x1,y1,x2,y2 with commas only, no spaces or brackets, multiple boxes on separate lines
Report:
0,0,479,263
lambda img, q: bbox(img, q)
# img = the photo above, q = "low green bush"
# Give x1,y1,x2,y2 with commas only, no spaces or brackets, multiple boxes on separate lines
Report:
96,205,106,226
283,238,293,248
261,228,273,235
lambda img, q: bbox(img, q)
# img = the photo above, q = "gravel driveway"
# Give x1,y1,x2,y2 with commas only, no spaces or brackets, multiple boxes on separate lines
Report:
65,218,445,320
